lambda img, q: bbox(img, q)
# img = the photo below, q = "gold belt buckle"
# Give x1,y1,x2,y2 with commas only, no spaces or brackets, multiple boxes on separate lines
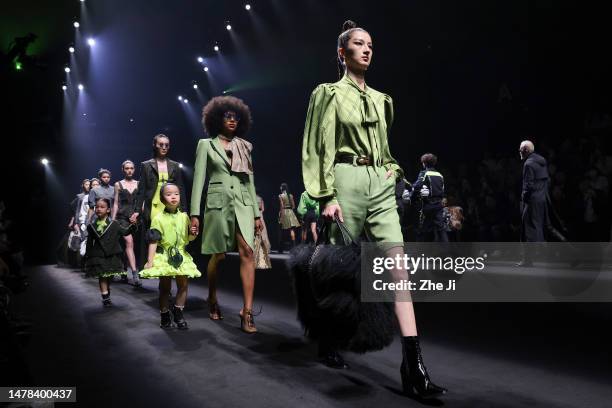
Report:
356,156,369,165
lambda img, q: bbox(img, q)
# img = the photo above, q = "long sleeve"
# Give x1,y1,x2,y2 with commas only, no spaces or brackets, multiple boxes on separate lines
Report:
302,84,337,203
134,163,147,213
248,172,260,218
190,139,209,216
380,95,404,180
88,189,96,209
522,164,535,203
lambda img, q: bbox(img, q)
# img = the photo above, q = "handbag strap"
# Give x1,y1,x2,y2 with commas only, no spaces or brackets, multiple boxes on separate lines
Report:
317,214,357,246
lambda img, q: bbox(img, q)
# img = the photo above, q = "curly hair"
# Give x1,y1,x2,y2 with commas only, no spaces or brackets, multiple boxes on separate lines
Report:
202,96,252,138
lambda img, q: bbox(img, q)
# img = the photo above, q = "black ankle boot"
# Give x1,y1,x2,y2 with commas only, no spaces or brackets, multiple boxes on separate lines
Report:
101,293,112,307
160,311,172,329
172,306,188,330
400,336,446,399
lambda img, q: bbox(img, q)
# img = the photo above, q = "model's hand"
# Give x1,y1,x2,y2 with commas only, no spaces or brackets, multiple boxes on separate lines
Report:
255,218,263,235
385,169,395,179
144,261,153,269
322,203,343,223
130,213,139,224
190,216,200,236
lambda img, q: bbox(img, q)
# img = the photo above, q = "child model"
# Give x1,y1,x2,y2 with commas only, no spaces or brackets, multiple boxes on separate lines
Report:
85,198,134,307
140,183,201,329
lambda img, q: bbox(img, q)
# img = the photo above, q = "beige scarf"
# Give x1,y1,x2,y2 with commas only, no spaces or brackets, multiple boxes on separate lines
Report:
218,135,253,175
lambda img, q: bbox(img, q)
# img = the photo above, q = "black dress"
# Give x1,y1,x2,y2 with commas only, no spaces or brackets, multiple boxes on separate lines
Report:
116,182,139,226
85,219,134,277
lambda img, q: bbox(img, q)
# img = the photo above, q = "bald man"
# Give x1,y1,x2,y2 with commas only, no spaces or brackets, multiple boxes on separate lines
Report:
518,140,549,266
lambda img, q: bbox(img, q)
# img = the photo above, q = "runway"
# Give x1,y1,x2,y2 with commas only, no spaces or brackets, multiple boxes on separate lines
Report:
9,256,612,408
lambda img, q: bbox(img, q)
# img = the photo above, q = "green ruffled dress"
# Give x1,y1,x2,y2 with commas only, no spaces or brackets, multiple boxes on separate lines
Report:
139,209,202,279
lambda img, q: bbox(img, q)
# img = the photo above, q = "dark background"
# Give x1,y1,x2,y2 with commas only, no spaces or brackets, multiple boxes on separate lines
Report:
2,0,612,263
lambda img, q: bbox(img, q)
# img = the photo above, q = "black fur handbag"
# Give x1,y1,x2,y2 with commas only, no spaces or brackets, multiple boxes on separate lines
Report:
287,215,396,353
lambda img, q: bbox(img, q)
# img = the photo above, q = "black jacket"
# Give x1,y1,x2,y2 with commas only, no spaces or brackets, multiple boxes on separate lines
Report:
411,167,445,203
133,158,187,223
521,153,549,203
85,219,133,258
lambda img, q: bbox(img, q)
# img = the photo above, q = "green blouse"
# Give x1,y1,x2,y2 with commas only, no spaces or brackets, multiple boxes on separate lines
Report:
302,75,403,204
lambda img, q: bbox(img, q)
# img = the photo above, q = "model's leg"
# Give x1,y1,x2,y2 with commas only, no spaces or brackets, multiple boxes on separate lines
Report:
310,222,318,243
158,277,172,329
207,253,224,320
172,276,189,329
365,167,446,399
236,229,257,333
289,228,296,245
159,277,171,311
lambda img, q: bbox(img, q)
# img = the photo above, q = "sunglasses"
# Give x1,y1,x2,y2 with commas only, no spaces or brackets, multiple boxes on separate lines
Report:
223,111,241,122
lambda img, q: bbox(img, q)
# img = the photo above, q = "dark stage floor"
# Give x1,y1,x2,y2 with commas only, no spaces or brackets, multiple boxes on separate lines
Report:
9,257,612,408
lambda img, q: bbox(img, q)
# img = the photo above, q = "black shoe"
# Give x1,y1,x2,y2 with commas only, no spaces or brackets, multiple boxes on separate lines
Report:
400,336,446,399
121,274,129,283
102,297,112,307
319,350,349,369
160,311,172,329
515,260,533,267
172,306,188,330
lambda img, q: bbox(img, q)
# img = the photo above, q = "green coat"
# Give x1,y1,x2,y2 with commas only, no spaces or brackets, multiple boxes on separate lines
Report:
190,136,260,254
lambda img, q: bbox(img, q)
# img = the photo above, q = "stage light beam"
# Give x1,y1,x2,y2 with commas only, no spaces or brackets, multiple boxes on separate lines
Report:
87,38,96,46
245,4,251,10
197,56,204,63
78,83,84,90
41,158,49,165
64,66,71,73
73,21,80,28
69,46,75,53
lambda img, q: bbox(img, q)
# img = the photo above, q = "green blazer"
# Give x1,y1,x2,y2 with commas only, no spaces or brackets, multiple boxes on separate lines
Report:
190,136,260,254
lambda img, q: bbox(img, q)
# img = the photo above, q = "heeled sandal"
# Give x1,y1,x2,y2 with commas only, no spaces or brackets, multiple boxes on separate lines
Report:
207,299,223,321
239,308,259,334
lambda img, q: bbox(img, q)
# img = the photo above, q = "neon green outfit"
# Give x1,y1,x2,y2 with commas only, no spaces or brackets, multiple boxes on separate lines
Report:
296,191,320,218
302,75,404,243
139,209,201,279
150,171,168,222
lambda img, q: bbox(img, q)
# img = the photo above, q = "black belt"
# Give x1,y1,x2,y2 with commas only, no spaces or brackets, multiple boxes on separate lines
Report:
283,207,292,209
335,154,374,166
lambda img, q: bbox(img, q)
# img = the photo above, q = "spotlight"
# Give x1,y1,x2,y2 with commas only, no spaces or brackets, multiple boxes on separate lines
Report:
178,95,183,101
179,163,184,169
129,118,134,123
41,158,49,165
80,0,85,2
87,38,96,46
203,66,209,72
197,56,204,63
73,21,80,28
226,24,232,31
183,98,189,103
78,83,84,90
214,45,219,52
62,85,67,91
82,113,87,116
69,46,75,53
193,83,198,89
245,4,251,10
64,66,71,73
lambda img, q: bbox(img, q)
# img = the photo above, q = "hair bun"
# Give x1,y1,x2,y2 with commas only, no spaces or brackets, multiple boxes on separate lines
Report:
342,20,357,32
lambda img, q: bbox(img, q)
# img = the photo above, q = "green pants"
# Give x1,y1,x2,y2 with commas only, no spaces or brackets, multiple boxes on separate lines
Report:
330,163,404,244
